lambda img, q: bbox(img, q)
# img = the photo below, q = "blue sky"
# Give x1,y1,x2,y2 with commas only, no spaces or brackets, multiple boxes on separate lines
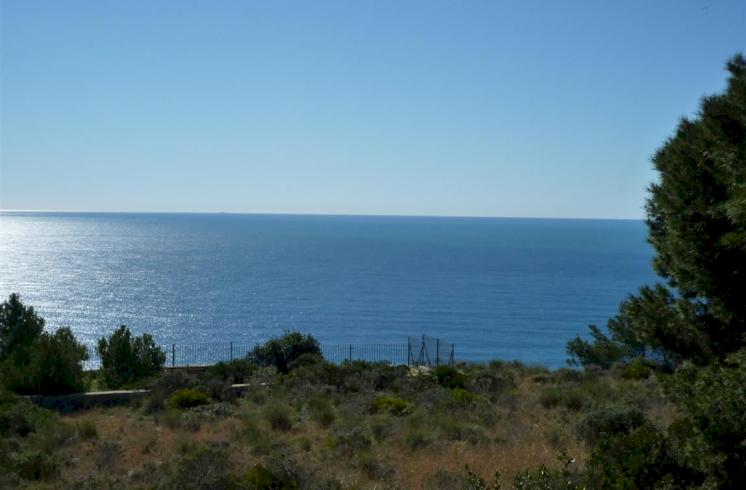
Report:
1,1,744,218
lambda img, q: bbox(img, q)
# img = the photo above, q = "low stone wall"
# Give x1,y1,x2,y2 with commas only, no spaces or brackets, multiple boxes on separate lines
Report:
25,384,251,412
25,390,149,413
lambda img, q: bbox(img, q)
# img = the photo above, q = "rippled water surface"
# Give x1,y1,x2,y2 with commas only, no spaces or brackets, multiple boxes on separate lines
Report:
0,212,657,367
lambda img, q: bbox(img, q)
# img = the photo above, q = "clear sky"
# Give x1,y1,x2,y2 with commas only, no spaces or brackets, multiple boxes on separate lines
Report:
1,1,744,218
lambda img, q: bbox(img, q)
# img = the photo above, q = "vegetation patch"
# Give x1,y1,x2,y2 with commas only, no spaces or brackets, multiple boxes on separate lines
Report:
168,388,210,409
371,395,412,415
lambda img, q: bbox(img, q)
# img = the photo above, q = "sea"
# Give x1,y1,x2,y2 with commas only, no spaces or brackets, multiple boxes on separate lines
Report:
0,212,658,368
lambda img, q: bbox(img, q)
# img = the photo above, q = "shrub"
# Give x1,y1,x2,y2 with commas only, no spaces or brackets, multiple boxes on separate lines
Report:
329,426,372,456
0,294,44,362
306,397,335,427
248,332,322,374
94,441,122,470
77,419,98,440
1,296,88,395
405,426,432,449
577,407,646,446
263,403,293,431
468,370,514,395
462,465,502,490
144,371,196,413
205,358,257,384
97,325,166,388
0,391,54,437
4,327,89,395
169,388,210,409
539,386,586,411
538,387,562,409
243,463,300,489
371,395,412,415
168,444,235,489
451,387,477,403
432,366,467,389
621,357,654,380
243,464,279,489
586,423,689,488
665,350,746,486
14,450,59,481
356,451,394,480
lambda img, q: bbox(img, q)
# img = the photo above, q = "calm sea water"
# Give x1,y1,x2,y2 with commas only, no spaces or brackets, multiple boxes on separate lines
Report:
0,212,657,368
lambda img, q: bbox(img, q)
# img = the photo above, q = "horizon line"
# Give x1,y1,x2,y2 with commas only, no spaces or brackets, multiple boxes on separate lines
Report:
0,208,646,222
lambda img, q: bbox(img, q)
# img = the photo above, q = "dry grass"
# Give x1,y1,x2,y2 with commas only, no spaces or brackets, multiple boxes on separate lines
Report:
13,363,670,488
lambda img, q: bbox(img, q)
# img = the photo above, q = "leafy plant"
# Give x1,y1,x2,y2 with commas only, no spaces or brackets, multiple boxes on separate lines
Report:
263,403,293,431
169,388,210,409
432,365,467,389
0,293,44,362
4,327,89,395
97,325,166,388
248,332,322,374
371,395,412,415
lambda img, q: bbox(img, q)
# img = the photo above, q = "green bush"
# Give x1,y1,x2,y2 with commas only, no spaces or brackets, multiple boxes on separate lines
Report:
14,450,59,481
144,371,195,413
168,444,235,489
0,391,54,438
462,465,502,490
432,366,467,389
512,454,584,490
169,388,210,409
621,357,654,380
248,332,322,374
451,387,477,403
243,463,300,489
97,325,166,388
77,419,98,440
586,423,690,488
539,386,586,411
205,358,257,384
665,350,746,486
263,403,293,431
1,296,89,395
577,407,646,446
371,395,412,415
3,327,89,395
0,294,44,362
306,397,335,427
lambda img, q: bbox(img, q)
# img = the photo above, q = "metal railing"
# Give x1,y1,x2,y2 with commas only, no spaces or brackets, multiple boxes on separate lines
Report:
408,335,455,367
84,336,454,370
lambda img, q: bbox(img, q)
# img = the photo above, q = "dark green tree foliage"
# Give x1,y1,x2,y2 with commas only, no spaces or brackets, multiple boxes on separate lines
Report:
13,328,88,395
248,331,322,373
0,295,88,395
0,293,44,362
665,349,746,488
97,325,166,388
586,422,696,489
566,324,628,369
569,55,746,368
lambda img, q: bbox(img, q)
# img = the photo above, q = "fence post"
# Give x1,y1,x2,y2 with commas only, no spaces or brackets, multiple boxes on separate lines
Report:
407,337,412,366
436,338,440,367
230,342,233,361
172,344,175,367
449,344,454,367
349,344,353,363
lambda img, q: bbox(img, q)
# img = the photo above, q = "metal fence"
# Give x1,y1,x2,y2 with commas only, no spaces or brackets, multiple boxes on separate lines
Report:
407,335,455,367
84,336,454,370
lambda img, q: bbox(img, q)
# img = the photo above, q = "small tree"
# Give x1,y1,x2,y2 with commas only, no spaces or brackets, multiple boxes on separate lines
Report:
97,325,166,388
9,327,89,395
248,332,322,373
0,295,88,395
0,293,44,362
